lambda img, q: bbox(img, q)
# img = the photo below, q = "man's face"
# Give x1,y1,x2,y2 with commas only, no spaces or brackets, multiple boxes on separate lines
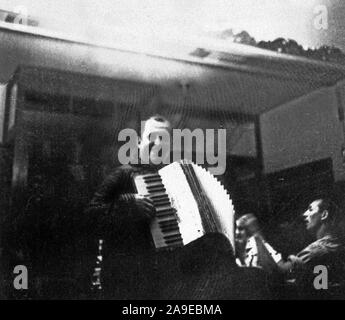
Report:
139,127,171,164
235,220,248,244
303,200,324,233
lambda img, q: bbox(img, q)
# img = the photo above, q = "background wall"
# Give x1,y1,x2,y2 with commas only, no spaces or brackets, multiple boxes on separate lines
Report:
261,83,345,181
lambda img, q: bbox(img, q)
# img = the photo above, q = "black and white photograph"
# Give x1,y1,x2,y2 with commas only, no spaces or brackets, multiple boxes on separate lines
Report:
1,0,345,303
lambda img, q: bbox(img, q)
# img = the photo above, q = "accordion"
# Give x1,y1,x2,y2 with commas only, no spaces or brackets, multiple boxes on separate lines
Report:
133,160,235,251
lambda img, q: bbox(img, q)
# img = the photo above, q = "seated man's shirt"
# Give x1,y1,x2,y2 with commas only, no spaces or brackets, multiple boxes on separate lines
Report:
288,234,345,292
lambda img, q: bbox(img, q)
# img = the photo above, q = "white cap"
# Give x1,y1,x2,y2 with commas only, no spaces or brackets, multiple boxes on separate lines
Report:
142,116,170,137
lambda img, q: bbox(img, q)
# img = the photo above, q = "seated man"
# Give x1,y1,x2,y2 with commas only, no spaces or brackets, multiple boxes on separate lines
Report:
278,198,345,299
238,199,345,299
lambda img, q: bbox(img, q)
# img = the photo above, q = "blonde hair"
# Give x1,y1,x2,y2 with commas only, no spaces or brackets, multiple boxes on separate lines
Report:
237,213,260,231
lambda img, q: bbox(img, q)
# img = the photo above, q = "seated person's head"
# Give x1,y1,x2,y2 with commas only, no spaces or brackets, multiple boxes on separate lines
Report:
235,213,260,245
139,115,171,164
303,198,341,235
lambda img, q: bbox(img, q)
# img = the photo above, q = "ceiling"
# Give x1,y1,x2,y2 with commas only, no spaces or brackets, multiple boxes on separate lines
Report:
2,23,345,120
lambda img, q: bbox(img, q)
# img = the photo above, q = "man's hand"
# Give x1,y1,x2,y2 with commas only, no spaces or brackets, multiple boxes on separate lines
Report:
134,194,156,220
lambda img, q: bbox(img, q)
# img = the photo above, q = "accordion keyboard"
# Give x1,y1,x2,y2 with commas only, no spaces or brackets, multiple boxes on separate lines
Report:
134,173,184,248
